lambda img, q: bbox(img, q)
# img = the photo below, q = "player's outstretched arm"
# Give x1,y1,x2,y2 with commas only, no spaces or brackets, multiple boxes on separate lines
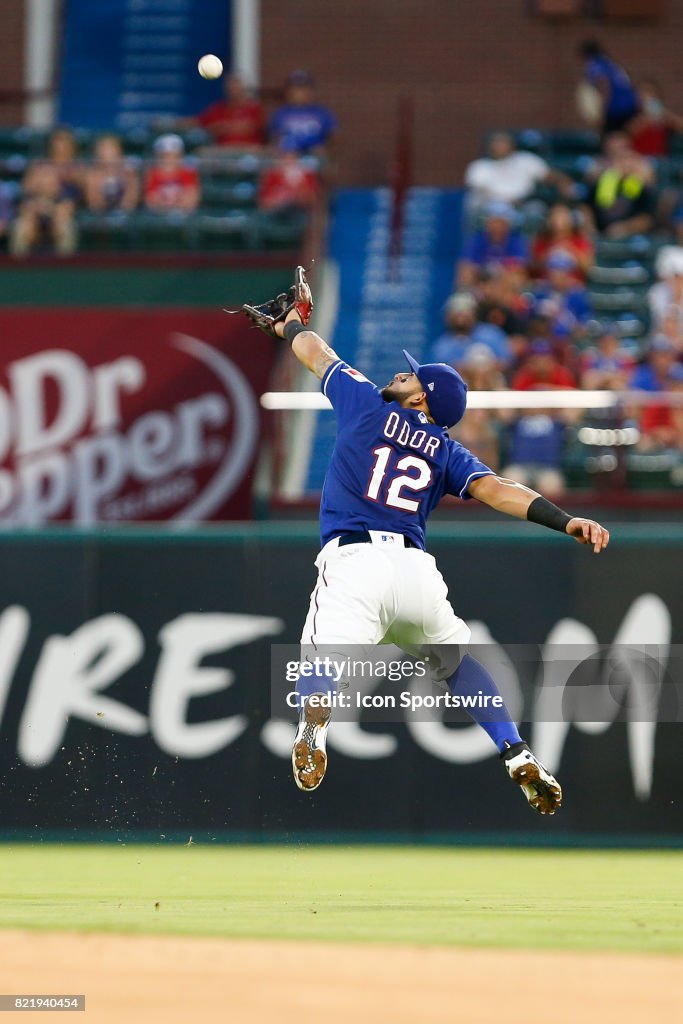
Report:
467,474,609,554
275,307,340,380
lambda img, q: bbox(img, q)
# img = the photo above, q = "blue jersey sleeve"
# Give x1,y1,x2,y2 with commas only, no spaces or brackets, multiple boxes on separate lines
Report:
509,231,529,262
444,439,494,500
321,360,385,423
567,288,592,324
268,109,283,138
585,57,606,85
462,231,484,263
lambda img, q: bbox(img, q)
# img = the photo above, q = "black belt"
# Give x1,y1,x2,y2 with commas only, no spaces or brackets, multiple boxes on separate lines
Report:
337,530,419,549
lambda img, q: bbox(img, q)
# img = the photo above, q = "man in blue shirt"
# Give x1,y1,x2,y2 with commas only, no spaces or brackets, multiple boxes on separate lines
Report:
458,202,528,288
429,292,512,368
531,251,593,339
273,277,609,814
269,70,337,156
630,336,681,391
579,40,638,134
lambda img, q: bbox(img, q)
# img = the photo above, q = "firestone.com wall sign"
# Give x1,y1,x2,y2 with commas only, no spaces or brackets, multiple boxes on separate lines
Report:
0,532,680,837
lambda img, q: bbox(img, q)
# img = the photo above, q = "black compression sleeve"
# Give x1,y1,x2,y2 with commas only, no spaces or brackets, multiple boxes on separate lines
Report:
284,320,309,343
526,495,573,533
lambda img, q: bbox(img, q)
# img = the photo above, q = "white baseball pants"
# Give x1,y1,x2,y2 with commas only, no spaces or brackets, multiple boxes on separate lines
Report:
300,531,470,677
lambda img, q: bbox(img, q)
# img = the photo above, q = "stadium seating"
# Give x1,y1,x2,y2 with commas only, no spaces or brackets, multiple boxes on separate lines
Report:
0,128,310,254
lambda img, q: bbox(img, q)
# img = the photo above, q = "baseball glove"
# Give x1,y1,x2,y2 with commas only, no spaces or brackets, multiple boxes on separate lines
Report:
226,265,314,338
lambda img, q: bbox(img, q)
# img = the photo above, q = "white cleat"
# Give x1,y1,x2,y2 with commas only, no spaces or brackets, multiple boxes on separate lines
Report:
501,741,562,815
292,694,332,792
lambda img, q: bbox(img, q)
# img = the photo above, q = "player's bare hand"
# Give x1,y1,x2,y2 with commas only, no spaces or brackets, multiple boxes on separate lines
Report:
565,517,609,553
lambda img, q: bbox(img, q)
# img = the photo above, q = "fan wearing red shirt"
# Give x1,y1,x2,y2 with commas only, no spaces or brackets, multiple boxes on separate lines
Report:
531,203,594,284
638,365,683,451
258,141,318,212
144,135,200,213
628,80,683,158
196,74,266,148
512,340,577,390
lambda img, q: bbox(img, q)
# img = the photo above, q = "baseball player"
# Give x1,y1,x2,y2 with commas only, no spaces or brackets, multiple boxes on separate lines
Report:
239,269,609,814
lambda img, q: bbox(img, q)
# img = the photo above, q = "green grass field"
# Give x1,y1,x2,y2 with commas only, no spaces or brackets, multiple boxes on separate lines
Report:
1,845,681,954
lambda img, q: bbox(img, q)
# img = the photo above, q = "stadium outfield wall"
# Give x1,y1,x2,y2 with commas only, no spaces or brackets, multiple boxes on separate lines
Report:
0,523,681,843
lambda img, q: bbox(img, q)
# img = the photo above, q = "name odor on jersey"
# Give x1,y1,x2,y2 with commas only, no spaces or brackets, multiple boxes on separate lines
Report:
383,411,442,458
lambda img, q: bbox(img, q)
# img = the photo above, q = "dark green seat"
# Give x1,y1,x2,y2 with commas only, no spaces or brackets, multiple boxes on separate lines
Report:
547,130,601,156
595,237,654,261
626,451,683,490
76,212,137,251
248,209,308,250
668,133,683,156
589,282,650,313
0,127,35,160
120,128,153,158
200,179,257,210
548,154,593,180
589,262,650,285
193,210,252,250
125,210,194,251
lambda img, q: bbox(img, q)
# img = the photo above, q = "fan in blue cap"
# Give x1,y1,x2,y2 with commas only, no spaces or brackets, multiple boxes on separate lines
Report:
402,349,468,429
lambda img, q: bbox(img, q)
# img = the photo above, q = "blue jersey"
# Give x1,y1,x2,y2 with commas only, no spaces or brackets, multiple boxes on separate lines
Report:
586,56,638,119
319,360,494,549
269,104,338,152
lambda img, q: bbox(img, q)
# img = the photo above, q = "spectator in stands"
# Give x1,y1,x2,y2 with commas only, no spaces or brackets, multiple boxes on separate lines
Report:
43,127,83,199
478,296,527,344
651,241,683,325
578,40,638,135
144,134,200,214
649,246,683,334
580,323,635,390
530,251,593,341
630,336,682,393
458,341,508,393
501,413,568,498
656,308,683,357
429,292,512,369
627,80,683,158
464,132,571,220
502,340,576,497
477,275,531,372
531,202,594,283
458,202,528,288
478,269,532,324
10,127,82,256
452,345,506,470
631,351,683,452
84,135,139,215
528,309,584,380
258,139,318,214
269,71,337,156
658,170,683,245
191,73,266,149
585,130,654,187
582,141,655,239
511,339,577,391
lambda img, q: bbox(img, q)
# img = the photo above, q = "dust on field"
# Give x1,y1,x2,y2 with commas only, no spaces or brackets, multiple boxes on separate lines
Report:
1,930,681,1024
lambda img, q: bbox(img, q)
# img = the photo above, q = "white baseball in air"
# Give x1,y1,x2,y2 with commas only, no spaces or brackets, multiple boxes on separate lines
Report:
198,54,223,80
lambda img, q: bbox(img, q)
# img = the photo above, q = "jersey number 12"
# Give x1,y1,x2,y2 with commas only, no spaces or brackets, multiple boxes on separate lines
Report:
366,445,432,512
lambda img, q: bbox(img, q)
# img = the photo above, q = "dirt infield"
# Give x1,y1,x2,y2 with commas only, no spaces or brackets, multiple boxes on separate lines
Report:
2,930,682,1024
